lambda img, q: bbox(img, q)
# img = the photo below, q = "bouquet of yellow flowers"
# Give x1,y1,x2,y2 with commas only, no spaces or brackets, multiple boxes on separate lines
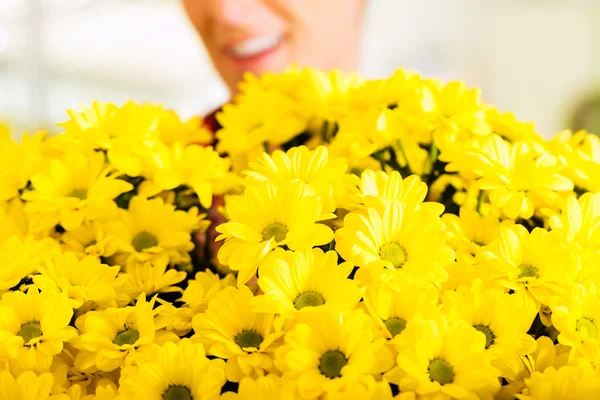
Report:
2,67,600,400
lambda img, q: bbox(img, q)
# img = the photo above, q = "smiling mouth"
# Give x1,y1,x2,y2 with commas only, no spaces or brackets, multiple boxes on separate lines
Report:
228,35,285,59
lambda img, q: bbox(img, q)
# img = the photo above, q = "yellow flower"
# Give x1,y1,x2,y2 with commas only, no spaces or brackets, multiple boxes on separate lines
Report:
497,336,570,399
393,316,500,399
220,375,284,400
157,110,213,147
0,370,54,400
341,170,437,213
546,129,600,193
549,282,600,363
216,181,334,285
73,294,177,372
118,339,226,400
297,68,363,123
485,108,542,146
0,288,77,372
21,150,133,232
442,279,537,379
442,207,512,263
58,101,165,177
119,258,186,300
107,196,199,267
516,359,600,400
191,286,283,382
33,252,125,310
364,277,439,339
426,80,491,152
253,248,362,318
244,145,347,213
0,131,45,203
275,308,391,399
0,235,59,294
0,198,29,243
335,199,453,284
151,143,234,209
59,220,118,259
482,225,578,307
549,193,600,282
156,270,235,335
447,135,573,219
216,90,307,157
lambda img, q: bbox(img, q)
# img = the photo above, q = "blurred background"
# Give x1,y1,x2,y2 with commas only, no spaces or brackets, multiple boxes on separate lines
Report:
1,0,599,139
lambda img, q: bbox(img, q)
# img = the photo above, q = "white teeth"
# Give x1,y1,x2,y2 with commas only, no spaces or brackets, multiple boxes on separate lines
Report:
231,35,282,58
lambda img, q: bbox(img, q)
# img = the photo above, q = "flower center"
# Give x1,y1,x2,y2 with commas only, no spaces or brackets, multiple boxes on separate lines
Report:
474,324,495,349
428,358,455,385
517,264,539,279
294,291,325,310
162,385,192,400
18,321,42,344
379,243,407,268
576,317,597,338
234,330,263,349
68,189,88,200
132,232,158,252
319,350,348,379
262,223,288,243
113,329,140,346
384,317,407,337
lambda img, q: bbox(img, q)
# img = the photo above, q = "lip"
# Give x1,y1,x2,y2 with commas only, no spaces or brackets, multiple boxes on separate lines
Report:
224,34,287,73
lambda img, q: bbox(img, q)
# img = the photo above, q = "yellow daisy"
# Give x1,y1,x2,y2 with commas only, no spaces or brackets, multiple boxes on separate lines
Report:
0,235,59,294
216,181,335,285
106,196,199,267
73,294,177,372
253,248,362,317
549,282,600,363
275,308,392,399
516,359,600,400
32,252,125,311
58,101,165,178
548,193,600,282
156,270,235,335
151,143,234,209
119,258,186,301
393,316,500,399
0,288,77,372
335,199,454,284
341,169,437,213
363,277,439,339
0,130,45,203
118,339,226,400
442,279,537,379
482,224,578,307
220,375,284,400
0,370,54,400
0,198,29,243
191,285,284,382
442,207,513,263
21,150,133,232
447,134,573,219
244,145,347,213
58,220,117,259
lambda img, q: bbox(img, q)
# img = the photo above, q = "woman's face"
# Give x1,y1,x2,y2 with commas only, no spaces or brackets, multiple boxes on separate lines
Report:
182,0,364,93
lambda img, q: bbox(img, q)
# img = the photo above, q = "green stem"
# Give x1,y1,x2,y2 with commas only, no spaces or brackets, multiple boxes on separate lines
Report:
395,140,413,175
476,190,485,215
423,142,439,176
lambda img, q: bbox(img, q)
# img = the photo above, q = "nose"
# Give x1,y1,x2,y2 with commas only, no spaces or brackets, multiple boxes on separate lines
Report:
211,0,256,27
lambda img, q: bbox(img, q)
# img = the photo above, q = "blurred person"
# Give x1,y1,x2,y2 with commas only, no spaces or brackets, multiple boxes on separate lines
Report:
181,0,365,95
